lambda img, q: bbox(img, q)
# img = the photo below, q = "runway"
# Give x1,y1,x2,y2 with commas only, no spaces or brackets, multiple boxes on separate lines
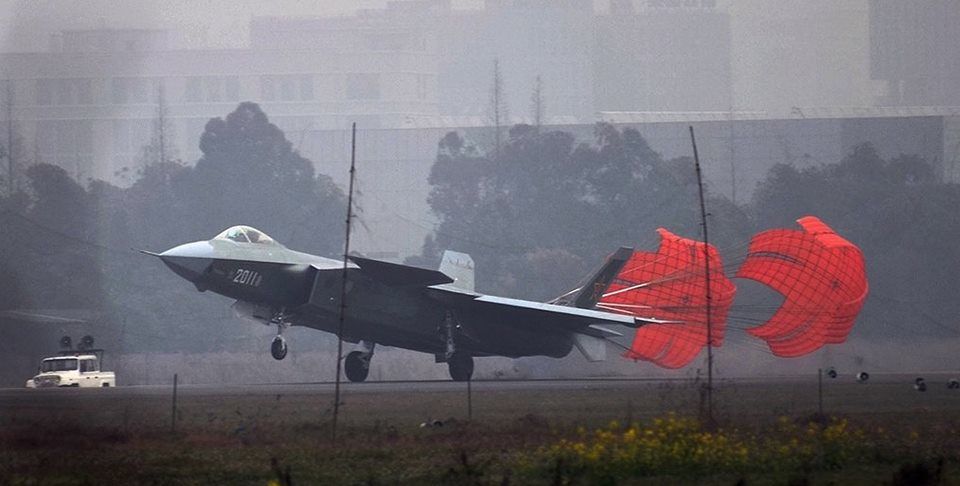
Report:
1,370,952,394
3,373,959,431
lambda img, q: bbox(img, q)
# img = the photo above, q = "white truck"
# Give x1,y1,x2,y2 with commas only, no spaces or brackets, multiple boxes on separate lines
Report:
26,351,116,388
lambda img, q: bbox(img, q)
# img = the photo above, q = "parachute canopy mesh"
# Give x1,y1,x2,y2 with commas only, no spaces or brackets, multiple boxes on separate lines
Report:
598,228,736,369
734,216,868,357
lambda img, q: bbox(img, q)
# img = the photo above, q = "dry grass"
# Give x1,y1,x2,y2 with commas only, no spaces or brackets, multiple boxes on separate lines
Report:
3,376,960,484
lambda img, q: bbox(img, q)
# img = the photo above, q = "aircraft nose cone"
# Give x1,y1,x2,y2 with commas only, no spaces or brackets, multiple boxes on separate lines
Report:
159,241,214,282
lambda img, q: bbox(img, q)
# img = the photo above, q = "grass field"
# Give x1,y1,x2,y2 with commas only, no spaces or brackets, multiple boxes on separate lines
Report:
2,376,960,484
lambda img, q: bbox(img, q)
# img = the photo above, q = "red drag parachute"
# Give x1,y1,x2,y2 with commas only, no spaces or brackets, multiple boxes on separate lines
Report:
597,228,736,369
735,216,868,357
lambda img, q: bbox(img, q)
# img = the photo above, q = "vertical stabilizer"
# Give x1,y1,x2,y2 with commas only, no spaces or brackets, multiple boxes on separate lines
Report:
557,247,633,309
439,250,475,292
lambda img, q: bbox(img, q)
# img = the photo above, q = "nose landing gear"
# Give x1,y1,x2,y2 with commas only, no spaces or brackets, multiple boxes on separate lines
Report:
269,311,291,361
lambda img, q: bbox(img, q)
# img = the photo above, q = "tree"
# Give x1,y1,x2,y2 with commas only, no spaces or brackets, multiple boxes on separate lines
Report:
1,80,30,197
419,123,747,301
186,102,346,255
98,102,347,353
751,143,960,339
0,102,348,355
6,164,104,309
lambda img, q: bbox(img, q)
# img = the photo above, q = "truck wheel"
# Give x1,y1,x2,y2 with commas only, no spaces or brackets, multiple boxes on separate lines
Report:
102,383,110,387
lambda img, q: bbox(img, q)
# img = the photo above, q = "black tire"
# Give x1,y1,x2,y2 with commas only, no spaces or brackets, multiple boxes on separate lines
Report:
448,353,474,382
271,336,288,360
345,351,369,382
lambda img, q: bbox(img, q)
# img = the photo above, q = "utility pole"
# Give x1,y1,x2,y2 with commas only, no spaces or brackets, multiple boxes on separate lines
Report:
490,59,507,158
530,75,544,130
157,84,167,165
5,80,14,194
689,126,714,426
727,111,736,204
333,123,357,442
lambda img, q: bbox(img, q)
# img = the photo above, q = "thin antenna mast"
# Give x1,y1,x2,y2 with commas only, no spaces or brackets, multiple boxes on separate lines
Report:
333,122,357,442
689,126,714,425
157,84,166,165
6,80,14,194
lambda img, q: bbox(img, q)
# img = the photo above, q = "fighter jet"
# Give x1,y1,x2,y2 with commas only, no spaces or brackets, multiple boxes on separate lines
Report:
145,225,643,381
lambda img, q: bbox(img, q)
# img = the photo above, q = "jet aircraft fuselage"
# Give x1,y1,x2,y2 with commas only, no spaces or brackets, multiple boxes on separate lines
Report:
150,225,636,381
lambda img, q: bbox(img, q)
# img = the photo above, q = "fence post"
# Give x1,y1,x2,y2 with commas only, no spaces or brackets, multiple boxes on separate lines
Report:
817,368,823,417
171,373,178,433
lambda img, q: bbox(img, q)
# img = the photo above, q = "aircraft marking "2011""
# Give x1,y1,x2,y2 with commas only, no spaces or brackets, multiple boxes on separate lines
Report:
232,269,262,287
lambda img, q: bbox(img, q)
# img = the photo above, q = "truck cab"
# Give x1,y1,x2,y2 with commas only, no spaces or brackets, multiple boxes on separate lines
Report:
26,352,116,388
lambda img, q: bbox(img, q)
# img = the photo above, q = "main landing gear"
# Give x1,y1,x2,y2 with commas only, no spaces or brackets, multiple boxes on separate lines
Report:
447,352,474,382
440,311,474,382
345,351,369,382
344,341,375,383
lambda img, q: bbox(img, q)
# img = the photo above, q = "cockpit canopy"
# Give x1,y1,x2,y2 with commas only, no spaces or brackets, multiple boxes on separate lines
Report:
213,226,279,246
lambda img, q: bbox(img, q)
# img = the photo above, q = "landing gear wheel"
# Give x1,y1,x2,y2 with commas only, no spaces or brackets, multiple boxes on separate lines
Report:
448,353,474,382
345,351,370,383
271,335,288,360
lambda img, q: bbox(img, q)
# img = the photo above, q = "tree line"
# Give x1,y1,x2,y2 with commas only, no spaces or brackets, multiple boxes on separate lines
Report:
418,123,960,341
0,102,345,352
1,102,956,355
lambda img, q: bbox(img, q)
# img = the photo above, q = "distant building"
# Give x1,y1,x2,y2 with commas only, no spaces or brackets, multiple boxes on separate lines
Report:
870,0,960,106
3,1,957,260
726,0,876,114
594,0,732,112
601,107,960,201
434,0,596,122
0,15,439,182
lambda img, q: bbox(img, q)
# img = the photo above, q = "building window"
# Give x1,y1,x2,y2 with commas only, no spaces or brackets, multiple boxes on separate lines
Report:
111,78,151,104
261,75,313,102
36,79,53,105
280,77,296,101
346,73,380,100
112,119,151,154
261,76,275,101
130,78,148,104
205,76,222,102
111,78,127,104
57,79,74,105
225,76,240,101
184,77,202,102
76,79,93,104
299,75,313,101
417,75,427,100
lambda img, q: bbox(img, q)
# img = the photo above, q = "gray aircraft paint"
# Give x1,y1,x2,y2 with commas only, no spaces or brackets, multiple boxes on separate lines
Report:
148,225,640,376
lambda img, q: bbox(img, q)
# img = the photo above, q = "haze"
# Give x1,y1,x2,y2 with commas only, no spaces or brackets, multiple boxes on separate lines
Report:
0,0,957,385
